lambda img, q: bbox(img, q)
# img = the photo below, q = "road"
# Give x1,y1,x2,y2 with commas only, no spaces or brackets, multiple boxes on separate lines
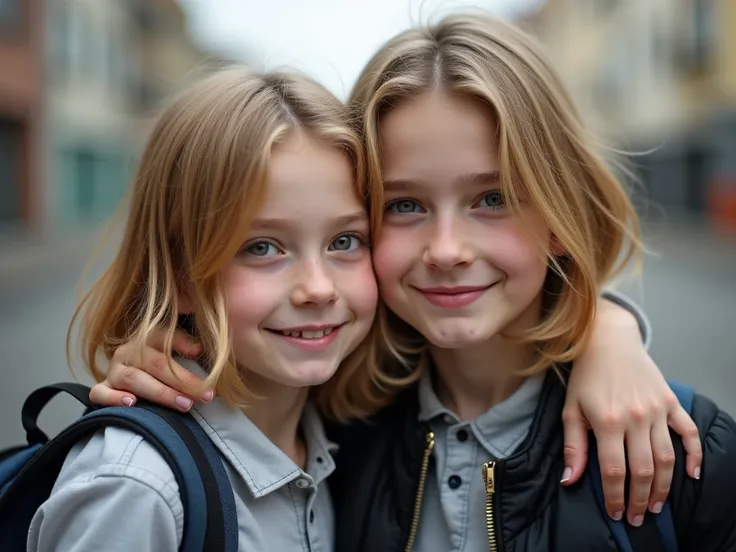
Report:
0,222,734,448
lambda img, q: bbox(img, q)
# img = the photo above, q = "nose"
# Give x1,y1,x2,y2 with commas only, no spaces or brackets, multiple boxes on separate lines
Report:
291,260,338,307
422,216,474,271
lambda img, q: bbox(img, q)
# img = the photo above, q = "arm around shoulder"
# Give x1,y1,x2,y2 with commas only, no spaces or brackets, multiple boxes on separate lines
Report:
675,394,736,551
27,427,183,552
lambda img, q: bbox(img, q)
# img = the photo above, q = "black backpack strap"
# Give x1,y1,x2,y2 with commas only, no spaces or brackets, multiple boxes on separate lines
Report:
21,383,95,445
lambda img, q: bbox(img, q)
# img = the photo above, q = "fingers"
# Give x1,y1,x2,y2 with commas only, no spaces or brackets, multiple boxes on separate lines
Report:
624,425,655,527
647,421,675,515
148,328,203,358
108,366,200,412
668,404,703,479
107,343,213,411
561,408,589,485
595,424,626,521
89,381,137,408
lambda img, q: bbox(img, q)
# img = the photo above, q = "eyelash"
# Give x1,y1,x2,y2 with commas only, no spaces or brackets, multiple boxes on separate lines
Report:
384,190,506,214
328,231,369,252
240,231,369,259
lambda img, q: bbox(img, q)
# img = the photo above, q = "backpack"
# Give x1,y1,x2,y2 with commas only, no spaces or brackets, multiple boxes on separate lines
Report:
0,383,239,552
587,380,694,552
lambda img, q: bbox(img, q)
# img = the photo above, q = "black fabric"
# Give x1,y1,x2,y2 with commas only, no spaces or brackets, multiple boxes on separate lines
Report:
21,383,94,444
326,371,736,552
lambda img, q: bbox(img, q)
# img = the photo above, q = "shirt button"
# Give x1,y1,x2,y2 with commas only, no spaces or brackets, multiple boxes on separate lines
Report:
443,414,454,425
295,478,310,489
456,429,469,442
310,511,315,523
448,475,462,489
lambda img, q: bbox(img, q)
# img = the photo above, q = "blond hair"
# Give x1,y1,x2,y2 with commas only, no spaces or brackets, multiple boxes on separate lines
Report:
70,67,366,408
317,14,643,420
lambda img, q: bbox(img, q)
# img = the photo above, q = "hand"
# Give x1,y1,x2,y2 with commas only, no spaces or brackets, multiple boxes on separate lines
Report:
89,329,211,412
560,299,702,527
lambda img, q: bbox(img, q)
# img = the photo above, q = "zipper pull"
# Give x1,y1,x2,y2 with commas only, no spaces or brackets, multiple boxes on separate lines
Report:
482,462,495,494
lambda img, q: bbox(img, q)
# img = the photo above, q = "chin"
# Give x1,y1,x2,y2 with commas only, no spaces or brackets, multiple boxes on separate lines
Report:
283,360,341,388
420,321,501,349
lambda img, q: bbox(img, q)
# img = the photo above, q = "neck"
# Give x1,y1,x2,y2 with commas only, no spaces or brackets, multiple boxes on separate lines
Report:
429,298,542,421
241,373,310,468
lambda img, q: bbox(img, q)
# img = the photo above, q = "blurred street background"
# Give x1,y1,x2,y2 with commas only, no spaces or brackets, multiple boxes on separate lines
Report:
0,0,734,448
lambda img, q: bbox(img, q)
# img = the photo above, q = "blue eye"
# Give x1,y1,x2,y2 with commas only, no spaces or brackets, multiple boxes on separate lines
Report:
477,190,505,210
328,233,363,252
386,199,424,214
243,241,282,257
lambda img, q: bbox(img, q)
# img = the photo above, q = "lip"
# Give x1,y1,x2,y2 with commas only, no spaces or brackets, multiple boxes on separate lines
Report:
272,323,344,333
265,323,345,352
414,285,492,308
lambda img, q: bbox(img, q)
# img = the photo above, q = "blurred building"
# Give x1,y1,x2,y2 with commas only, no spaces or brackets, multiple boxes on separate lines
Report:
525,0,736,222
0,0,43,232
131,0,210,123
42,0,209,231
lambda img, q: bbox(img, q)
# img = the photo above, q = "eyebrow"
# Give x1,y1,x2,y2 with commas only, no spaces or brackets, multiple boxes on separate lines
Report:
383,170,500,191
458,171,500,185
250,211,369,230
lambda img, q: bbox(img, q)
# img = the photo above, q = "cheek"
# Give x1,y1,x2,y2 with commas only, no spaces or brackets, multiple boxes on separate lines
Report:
341,260,379,321
489,220,550,285
221,266,276,328
372,228,414,290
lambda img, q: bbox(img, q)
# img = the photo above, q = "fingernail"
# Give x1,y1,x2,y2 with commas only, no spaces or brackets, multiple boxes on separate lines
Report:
560,467,572,483
631,515,644,527
121,397,135,407
175,395,193,411
694,466,701,480
612,510,623,521
201,389,214,402
651,502,663,514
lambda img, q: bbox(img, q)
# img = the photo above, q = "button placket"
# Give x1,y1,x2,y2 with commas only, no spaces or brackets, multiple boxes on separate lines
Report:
441,424,475,549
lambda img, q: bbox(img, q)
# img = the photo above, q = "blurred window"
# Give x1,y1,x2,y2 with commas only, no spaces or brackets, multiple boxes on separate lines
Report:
0,0,22,31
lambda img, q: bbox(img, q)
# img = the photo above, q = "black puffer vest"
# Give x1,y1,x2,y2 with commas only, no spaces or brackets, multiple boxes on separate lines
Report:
327,372,736,551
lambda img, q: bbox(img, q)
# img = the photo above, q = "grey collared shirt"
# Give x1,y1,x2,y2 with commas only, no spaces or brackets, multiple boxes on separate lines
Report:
27,359,338,552
414,370,545,552
412,290,650,551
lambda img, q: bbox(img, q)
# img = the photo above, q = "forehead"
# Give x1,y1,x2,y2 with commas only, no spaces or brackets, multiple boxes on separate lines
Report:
260,133,363,220
379,91,499,184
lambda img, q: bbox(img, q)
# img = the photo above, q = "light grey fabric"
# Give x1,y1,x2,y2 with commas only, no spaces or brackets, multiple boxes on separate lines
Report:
416,370,544,552
28,358,337,552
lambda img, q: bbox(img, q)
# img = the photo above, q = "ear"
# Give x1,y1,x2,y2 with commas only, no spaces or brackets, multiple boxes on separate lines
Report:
550,234,566,257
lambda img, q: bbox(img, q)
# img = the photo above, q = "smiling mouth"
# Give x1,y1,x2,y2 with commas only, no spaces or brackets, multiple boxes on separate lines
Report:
264,324,346,352
264,324,345,340
413,285,493,308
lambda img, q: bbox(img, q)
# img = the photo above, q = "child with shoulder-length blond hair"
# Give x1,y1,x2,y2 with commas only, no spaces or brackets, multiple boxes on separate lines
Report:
321,14,736,552
28,67,378,551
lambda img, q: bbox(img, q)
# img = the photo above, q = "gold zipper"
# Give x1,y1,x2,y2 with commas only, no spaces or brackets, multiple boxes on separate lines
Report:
404,431,435,552
482,462,498,552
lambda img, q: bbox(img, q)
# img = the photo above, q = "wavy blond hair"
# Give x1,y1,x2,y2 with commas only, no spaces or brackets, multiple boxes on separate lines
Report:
317,14,643,421
70,67,366,408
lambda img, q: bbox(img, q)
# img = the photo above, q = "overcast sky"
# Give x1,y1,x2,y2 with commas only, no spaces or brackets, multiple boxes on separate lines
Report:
177,0,540,99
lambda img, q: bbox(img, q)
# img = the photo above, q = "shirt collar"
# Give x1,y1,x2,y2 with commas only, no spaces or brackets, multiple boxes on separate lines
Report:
179,357,338,498
417,362,545,456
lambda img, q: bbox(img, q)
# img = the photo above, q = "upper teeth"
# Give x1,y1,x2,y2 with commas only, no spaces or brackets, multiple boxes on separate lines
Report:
281,328,334,339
